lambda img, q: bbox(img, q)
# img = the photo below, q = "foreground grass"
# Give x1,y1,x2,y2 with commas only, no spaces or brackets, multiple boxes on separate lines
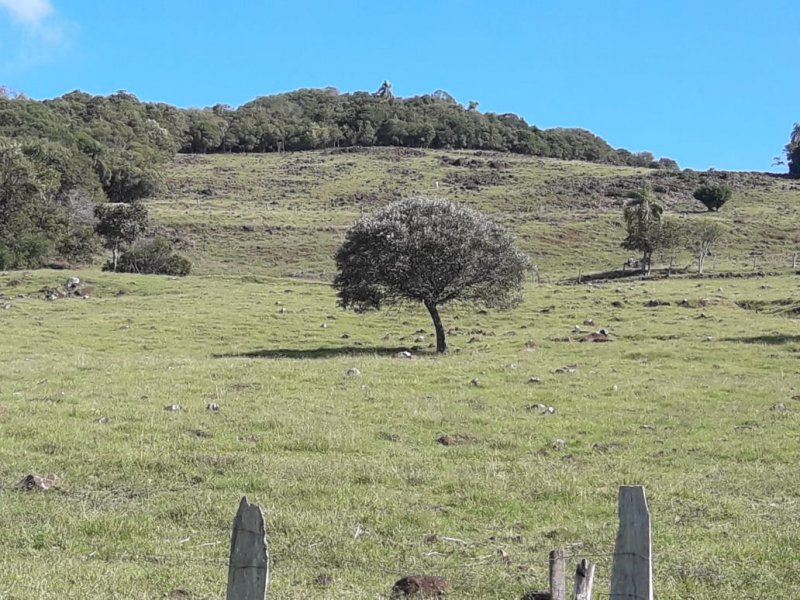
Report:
0,269,797,598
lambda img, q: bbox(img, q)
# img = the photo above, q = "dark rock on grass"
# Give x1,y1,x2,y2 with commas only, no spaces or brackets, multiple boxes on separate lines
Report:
580,329,611,342
645,299,671,307
16,473,59,491
392,575,449,596
437,433,477,446
521,592,552,600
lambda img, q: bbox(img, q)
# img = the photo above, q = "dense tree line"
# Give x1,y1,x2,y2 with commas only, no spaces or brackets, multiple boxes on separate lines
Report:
0,89,180,269
177,88,679,169
0,85,685,270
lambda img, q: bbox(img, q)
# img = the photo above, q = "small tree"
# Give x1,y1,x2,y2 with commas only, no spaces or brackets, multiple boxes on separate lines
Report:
94,202,148,271
655,217,686,274
334,197,530,354
686,221,726,274
621,188,664,275
693,184,732,212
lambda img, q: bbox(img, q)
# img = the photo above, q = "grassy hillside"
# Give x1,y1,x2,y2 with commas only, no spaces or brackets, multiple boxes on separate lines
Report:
0,149,798,599
152,149,800,279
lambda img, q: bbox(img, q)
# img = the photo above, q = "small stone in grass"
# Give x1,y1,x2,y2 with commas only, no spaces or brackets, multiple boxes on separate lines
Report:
164,404,182,412
392,575,449,596
206,403,220,412
345,367,361,376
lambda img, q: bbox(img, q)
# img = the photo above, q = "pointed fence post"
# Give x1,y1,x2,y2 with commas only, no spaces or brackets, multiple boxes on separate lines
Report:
573,558,595,600
549,549,567,600
610,486,652,600
227,496,269,600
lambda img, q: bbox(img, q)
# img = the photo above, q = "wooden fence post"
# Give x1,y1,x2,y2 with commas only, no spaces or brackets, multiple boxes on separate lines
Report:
573,559,595,600
227,496,269,600
549,549,567,600
610,486,652,600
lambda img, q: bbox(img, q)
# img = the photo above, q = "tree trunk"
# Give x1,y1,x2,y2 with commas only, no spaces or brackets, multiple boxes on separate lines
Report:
112,243,119,272
424,299,447,354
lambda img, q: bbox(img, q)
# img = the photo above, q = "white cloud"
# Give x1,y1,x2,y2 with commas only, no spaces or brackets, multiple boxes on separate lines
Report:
0,0,54,26
0,0,73,73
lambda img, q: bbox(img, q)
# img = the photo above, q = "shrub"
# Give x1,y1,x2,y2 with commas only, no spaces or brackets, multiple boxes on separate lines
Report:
104,237,191,275
693,184,732,212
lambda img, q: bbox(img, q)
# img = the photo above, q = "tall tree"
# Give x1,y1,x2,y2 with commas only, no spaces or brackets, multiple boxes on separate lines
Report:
621,188,664,275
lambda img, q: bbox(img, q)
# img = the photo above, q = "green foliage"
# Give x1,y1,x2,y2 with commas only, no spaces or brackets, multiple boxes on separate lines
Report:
693,183,732,211
334,197,529,352
786,122,800,177
685,219,727,273
103,236,191,275
621,188,665,274
94,202,149,271
0,140,99,269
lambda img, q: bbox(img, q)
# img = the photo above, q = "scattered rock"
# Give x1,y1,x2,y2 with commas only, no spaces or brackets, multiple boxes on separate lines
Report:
164,404,183,412
554,365,577,374
580,329,611,343
320,323,328,328
611,300,624,308
470,378,480,386
521,591,552,600
16,473,59,491
415,335,425,343
583,318,594,326
528,376,542,384
526,403,555,414
206,402,220,412
391,575,449,597
66,277,80,289
395,351,414,359
699,298,711,307
771,403,786,412
645,299,670,307
345,367,361,376
437,433,477,446
2,303,11,310
94,416,110,424
340,333,350,339
592,442,623,453
679,298,690,307
551,439,566,450
612,385,619,391
238,434,259,442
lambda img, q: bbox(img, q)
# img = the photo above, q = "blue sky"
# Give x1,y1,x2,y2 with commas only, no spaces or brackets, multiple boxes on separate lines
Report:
0,0,797,171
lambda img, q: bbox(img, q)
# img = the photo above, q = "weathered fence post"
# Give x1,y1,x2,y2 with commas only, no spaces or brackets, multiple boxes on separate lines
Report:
793,251,798,269
227,496,269,600
573,558,595,600
549,549,567,600
610,486,652,600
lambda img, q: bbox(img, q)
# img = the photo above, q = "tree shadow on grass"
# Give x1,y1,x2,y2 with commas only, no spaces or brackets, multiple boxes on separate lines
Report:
214,346,413,359
723,334,800,345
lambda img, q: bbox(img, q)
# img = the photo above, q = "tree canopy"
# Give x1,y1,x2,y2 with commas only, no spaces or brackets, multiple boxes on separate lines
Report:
621,189,665,275
786,122,800,178
334,197,530,353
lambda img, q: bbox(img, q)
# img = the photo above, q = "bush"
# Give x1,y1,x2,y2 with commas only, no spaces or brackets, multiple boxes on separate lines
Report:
693,184,732,212
103,237,191,275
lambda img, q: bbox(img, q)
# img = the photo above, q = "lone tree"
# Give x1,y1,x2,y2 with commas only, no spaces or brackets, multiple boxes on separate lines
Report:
693,183,732,212
686,220,726,274
334,197,530,354
621,188,664,275
94,202,148,271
